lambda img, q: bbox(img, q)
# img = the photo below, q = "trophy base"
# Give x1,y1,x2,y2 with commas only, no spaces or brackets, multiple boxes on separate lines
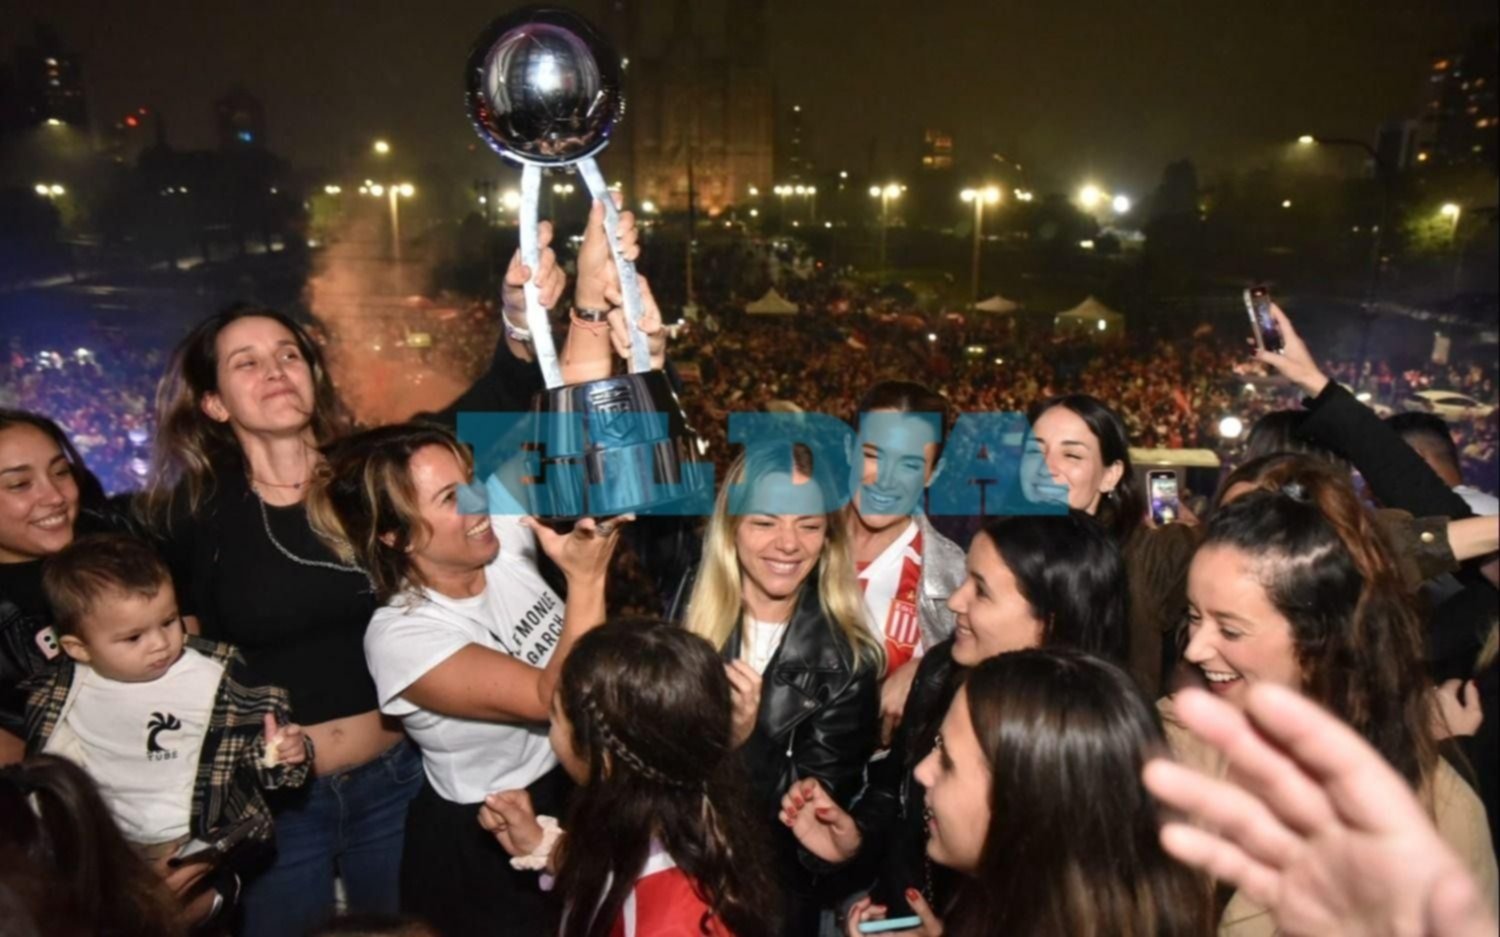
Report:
527,370,711,521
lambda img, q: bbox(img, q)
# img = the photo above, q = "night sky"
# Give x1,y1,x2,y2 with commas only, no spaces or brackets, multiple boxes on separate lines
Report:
6,0,1496,194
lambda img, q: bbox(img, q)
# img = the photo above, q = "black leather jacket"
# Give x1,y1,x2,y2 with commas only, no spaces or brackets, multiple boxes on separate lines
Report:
728,575,880,889
853,637,964,918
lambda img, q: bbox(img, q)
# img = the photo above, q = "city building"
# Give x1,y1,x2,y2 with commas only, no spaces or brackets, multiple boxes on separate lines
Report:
11,24,87,129
216,87,267,149
1414,26,1498,171
613,0,774,216
921,129,955,171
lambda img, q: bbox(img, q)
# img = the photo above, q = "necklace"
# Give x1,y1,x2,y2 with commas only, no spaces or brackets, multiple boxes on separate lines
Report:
249,475,307,491
251,484,373,588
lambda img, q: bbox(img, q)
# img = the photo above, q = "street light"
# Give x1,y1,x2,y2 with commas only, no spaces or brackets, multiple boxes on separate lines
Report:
1295,132,1392,388
1111,194,1131,214
373,139,391,155
1440,203,1463,292
1078,184,1103,209
870,183,903,279
387,182,414,259
960,185,1002,304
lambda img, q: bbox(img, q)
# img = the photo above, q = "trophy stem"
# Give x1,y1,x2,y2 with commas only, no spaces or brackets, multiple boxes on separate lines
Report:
520,163,565,388
577,158,653,374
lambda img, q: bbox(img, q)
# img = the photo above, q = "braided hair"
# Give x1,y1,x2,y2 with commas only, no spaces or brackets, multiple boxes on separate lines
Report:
553,620,779,937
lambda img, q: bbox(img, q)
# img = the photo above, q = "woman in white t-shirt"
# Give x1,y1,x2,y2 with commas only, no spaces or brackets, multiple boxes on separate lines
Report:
308,422,623,937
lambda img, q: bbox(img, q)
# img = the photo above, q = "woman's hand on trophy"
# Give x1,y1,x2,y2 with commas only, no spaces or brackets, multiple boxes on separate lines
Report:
502,219,566,319
576,194,639,310
605,274,667,371
522,514,633,586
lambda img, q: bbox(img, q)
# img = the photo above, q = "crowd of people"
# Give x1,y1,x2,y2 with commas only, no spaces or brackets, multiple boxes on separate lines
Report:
1,203,1498,937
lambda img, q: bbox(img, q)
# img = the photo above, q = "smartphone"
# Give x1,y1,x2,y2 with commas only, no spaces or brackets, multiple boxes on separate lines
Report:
167,812,270,867
1148,470,1181,526
1243,285,1284,353
859,917,924,934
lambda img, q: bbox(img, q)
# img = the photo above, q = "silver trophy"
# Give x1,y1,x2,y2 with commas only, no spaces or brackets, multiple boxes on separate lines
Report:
465,6,709,520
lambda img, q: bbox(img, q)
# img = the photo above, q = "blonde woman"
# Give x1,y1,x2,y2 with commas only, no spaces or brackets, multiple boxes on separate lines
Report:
681,441,883,936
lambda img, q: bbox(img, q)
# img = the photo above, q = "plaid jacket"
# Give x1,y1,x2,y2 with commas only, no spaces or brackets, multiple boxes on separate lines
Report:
22,635,312,845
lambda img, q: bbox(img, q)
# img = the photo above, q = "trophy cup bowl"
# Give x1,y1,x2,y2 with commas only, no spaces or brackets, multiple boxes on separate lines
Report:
465,6,624,167
465,7,710,522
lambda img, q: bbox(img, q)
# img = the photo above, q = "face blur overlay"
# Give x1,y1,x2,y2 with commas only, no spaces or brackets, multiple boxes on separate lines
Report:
1182,544,1302,707
60,583,186,683
1020,406,1123,515
913,688,991,873
851,410,939,533
734,470,828,621
406,445,499,587
549,693,589,784
0,424,81,563
946,532,1043,666
201,316,318,436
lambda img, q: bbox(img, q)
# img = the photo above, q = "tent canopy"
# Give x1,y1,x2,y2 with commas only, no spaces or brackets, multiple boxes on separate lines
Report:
973,294,1021,313
745,289,799,315
1054,295,1124,337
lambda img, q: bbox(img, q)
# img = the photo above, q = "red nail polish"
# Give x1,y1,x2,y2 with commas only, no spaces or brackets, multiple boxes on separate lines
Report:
906,888,921,902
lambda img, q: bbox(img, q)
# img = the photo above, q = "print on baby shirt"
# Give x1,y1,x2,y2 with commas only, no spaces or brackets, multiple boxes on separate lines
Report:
146,711,183,759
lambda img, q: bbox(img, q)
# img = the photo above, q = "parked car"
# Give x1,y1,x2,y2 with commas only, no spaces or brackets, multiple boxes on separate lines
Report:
1400,390,1496,421
1339,384,1394,417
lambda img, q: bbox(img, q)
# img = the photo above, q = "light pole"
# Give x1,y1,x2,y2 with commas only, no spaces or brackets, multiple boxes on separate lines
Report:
960,185,1001,305
1441,203,1463,294
1296,134,1391,302
869,183,902,280
362,181,413,259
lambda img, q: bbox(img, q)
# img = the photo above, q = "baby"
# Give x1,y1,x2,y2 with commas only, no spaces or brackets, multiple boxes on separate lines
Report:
22,533,311,862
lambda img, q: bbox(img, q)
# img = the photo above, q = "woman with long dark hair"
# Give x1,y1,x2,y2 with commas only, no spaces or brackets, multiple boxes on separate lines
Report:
141,212,649,935
0,410,118,764
480,620,780,937
847,649,1214,937
782,510,1128,922
0,755,186,937
1171,455,1497,933
1023,393,1194,694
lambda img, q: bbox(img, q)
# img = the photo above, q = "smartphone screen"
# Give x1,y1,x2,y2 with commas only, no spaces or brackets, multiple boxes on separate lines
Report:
1148,470,1180,526
1244,286,1284,353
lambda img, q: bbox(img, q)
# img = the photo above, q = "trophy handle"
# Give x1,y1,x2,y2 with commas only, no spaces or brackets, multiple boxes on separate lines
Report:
519,163,565,389
577,158,653,374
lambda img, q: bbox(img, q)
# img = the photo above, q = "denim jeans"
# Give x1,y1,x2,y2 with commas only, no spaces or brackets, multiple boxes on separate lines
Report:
236,738,424,937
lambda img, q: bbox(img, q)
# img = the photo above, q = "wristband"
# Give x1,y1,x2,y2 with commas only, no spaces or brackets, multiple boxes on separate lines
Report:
572,305,611,323
503,316,532,343
509,815,563,871
570,311,612,334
